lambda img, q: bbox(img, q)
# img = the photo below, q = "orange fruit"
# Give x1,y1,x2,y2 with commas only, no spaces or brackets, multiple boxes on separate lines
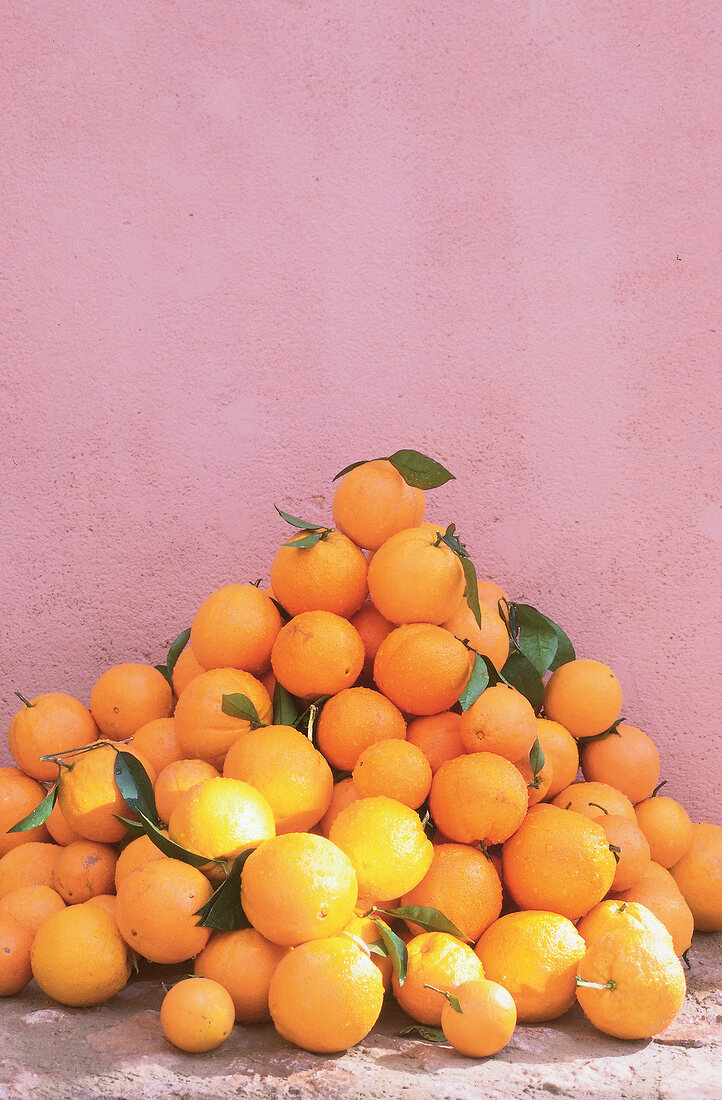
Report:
442,599,509,671
429,753,528,846
670,823,722,931
513,751,553,807
0,767,50,853
31,904,131,1006
129,717,184,776
46,799,83,847
352,740,432,809
268,935,385,1053
114,833,168,889
270,530,368,620
190,583,283,674
332,459,425,551
634,796,693,868
475,911,586,1022
51,840,118,904
374,624,470,716
400,843,502,942
168,777,275,869
580,723,660,805
576,899,674,950
171,644,205,698
318,778,362,838
173,667,273,766
58,744,157,844
406,712,464,774
543,658,622,739
0,919,33,996
271,611,365,700
460,683,537,762
592,814,650,892
115,858,213,963
154,758,220,824
476,580,509,610
223,725,333,834
0,884,66,937
329,796,433,902
160,977,236,1053
194,927,288,1023
575,926,685,1039
315,687,407,773
551,780,636,822
367,524,466,626
342,913,393,989
440,978,517,1058
86,894,118,919
241,833,357,946
535,718,579,799
0,842,60,899
611,864,694,956
8,693,99,782
89,663,173,741
349,601,395,677
502,804,616,921
392,931,484,1026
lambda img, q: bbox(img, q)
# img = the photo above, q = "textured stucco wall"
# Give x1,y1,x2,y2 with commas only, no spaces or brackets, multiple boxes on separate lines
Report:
2,1,720,821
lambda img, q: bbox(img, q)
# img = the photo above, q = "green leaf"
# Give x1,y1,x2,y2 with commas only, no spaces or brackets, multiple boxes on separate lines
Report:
166,628,191,680
332,459,368,482
195,851,252,930
501,650,545,712
461,557,481,628
221,693,265,728
458,653,490,711
370,919,408,985
274,506,324,531
285,531,323,549
269,597,291,623
512,604,559,676
529,735,546,782
294,696,331,736
547,617,576,671
7,780,59,832
424,984,463,1013
368,941,390,958
131,810,214,868
577,719,624,748
386,450,455,490
397,1025,447,1043
114,751,161,827
371,905,472,943
273,682,299,727
114,816,146,839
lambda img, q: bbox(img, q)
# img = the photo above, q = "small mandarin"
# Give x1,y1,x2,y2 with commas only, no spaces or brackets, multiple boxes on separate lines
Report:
634,796,693,869
89,663,173,741
332,459,425,551
329,796,433,902
374,624,470,716
580,723,660,805
543,659,622,740
429,753,528,846
8,693,98,782
270,530,368,620
51,840,118,904
271,611,365,700
31,904,131,1007
440,979,517,1058
392,931,485,1026
405,712,464,774
368,524,466,626
190,582,283,674
460,684,537,763
352,740,432,810
161,977,236,1054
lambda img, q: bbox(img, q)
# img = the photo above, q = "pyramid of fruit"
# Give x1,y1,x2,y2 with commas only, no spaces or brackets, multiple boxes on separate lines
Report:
1,451,720,1057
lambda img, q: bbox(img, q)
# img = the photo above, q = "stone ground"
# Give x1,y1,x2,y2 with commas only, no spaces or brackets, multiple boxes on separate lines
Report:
1,933,720,1100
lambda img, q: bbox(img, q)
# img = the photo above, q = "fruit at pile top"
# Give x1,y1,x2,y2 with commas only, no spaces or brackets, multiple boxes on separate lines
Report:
1,448,716,1062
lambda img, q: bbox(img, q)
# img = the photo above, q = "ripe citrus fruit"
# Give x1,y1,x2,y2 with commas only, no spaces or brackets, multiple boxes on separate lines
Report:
160,977,236,1053
318,778,362,838
329,796,433,902
580,723,660,805
271,611,365,700
670,823,722,931
513,751,553,807
89,663,173,741
543,659,622,739
634,795,693,868
475,911,586,1022
8,693,98,782
315,687,407,773
194,927,288,1023
270,530,368,620
58,744,157,844
129,717,184,776
241,832,357,946
0,884,66,937
114,833,168,889
460,683,537,762
0,842,60,899
440,979,517,1057
173,667,272,766
575,926,686,1039
611,863,694,956
352,740,432,809
400,843,503,942
442,600,509,671
342,913,393,988
349,601,395,677
332,459,425,551
502,804,616,921
592,814,650,892
374,624,470,716
392,931,485,1026
223,725,333,833
268,935,385,1052
31,904,131,1006
51,840,118,904
168,777,276,869
576,899,674,949
534,718,579,799
551,780,636,822
0,919,33,996
154,758,220,824
0,767,50,853
405,711,464,774
190,583,283,674
46,800,82,847
172,644,205,697
429,753,528,845
115,858,213,964
368,524,466,626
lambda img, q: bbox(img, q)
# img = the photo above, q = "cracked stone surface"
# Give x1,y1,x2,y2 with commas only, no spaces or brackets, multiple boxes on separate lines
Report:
0,933,719,1100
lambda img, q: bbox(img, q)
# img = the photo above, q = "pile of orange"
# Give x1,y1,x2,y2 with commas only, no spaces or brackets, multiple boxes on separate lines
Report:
1,450,720,1059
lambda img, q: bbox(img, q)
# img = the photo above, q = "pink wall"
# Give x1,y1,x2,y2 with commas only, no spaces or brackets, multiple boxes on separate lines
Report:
2,2,720,821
